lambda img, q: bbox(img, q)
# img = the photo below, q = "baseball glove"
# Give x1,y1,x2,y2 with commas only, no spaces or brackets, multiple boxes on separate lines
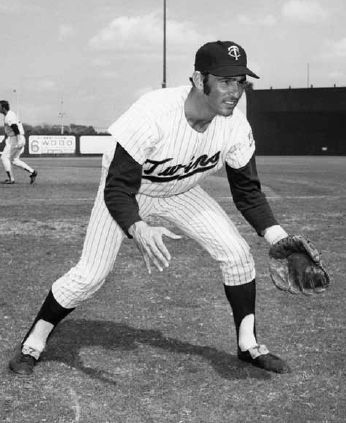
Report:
268,234,330,295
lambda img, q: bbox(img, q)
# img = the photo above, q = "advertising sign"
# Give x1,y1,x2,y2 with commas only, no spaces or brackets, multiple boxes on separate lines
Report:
29,135,76,155
80,136,114,154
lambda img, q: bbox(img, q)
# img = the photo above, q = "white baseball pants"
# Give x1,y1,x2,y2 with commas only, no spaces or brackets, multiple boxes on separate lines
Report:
52,168,255,308
1,135,34,174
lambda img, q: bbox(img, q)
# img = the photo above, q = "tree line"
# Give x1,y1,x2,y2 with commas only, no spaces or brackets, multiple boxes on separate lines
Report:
0,123,107,136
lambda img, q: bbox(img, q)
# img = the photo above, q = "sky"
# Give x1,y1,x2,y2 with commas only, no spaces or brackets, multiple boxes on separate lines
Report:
1,0,345,131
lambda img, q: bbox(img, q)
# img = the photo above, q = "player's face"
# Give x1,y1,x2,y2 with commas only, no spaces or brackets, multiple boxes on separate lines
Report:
205,74,247,116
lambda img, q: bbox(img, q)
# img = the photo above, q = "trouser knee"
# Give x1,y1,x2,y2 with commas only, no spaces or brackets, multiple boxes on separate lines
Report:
220,249,255,286
12,158,22,166
52,264,108,308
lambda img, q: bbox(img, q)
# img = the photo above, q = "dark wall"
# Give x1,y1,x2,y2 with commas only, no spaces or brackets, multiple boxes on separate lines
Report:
246,87,346,155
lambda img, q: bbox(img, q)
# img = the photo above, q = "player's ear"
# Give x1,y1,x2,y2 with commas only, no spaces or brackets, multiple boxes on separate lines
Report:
192,71,204,91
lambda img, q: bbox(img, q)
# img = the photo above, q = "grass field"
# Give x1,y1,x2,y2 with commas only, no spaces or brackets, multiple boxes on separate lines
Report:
0,156,345,423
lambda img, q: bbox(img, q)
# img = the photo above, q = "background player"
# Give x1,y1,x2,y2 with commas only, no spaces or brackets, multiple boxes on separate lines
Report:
0,100,38,184
10,40,298,376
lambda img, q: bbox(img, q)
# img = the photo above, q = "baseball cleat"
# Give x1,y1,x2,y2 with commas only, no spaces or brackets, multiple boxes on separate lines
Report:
238,344,291,374
9,347,37,376
29,170,38,184
2,179,15,184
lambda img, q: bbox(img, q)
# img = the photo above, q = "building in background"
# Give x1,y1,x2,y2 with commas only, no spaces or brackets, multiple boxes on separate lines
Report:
246,87,346,155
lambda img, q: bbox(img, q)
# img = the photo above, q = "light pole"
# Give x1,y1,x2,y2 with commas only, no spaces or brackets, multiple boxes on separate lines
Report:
13,89,19,117
58,98,66,134
162,0,167,88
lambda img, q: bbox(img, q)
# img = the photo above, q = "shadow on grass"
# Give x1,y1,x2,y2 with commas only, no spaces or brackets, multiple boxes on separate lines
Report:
42,319,271,384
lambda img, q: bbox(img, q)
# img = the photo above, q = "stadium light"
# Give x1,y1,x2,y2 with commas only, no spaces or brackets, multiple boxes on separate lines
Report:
58,98,66,135
162,0,167,88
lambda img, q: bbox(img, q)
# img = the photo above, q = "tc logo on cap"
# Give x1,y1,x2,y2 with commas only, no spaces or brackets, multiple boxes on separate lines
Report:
228,45,241,60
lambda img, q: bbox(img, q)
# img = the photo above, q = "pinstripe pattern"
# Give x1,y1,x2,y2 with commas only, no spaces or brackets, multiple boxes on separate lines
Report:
52,170,125,308
53,179,254,308
152,186,255,285
52,86,257,307
106,86,255,197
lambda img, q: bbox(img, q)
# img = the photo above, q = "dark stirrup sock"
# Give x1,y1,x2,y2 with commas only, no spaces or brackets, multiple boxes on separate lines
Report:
224,279,256,343
22,290,75,345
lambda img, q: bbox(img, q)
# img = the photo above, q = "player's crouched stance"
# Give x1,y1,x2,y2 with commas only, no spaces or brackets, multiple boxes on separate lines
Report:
9,40,329,377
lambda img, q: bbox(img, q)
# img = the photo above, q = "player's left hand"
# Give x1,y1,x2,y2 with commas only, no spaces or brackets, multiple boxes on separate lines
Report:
268,234,330,295
128,221,182,274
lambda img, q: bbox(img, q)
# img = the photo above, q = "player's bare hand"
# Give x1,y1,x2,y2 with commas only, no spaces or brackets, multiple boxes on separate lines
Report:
128,221,182,273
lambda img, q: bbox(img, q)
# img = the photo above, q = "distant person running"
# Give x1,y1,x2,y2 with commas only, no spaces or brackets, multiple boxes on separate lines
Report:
0,100,37,184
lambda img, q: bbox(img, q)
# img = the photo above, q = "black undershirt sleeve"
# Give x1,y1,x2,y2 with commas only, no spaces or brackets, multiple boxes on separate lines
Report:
10,124,20,135
226,153,278,235
104,142,143,238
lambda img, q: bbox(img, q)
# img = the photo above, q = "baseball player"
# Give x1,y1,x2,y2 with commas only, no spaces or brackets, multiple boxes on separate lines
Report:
0,100,38,184
9,40,294,376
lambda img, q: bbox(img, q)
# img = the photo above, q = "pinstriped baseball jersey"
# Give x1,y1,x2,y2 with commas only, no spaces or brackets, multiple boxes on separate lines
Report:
106,86,255,197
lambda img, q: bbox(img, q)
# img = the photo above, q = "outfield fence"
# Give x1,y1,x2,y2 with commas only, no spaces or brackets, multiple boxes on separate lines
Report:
1,133,345,157
0,134,114,157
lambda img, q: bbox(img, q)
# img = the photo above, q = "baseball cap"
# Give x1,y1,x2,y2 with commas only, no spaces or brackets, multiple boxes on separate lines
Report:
194,40,259,79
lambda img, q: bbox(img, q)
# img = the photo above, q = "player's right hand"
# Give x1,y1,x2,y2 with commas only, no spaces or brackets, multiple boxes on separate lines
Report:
128,221,182,274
